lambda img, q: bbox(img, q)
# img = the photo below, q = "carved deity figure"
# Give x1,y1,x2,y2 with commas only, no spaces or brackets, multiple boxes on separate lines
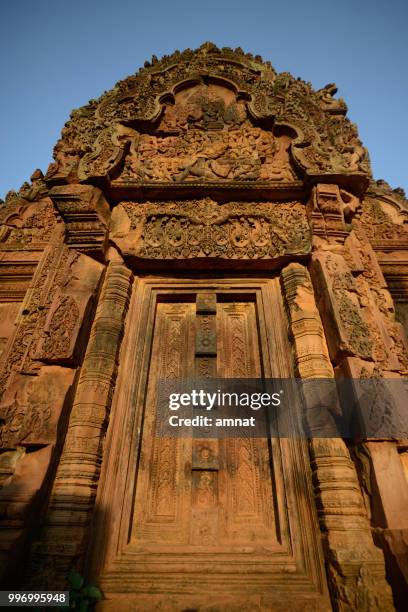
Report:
117,83,297,183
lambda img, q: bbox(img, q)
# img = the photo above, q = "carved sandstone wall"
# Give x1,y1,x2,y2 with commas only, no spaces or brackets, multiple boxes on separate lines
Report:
0,43,407,610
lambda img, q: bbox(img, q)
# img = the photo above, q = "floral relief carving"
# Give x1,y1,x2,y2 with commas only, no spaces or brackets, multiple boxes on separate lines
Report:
0,247,85,399
329,266,373,358
360,198,408,242
40,295,80,360
114,199,311,260
0,199,58,247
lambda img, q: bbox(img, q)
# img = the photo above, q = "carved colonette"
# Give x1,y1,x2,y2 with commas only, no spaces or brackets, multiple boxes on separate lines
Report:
28,254,132,587
281,262,394,610
0,43,407,609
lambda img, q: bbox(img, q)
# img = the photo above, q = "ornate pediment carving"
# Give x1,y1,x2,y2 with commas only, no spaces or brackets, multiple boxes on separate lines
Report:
39,44,370,195
79,82,298,187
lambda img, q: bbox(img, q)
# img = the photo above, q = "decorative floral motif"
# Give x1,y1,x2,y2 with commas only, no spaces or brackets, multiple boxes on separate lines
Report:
120,199,311,260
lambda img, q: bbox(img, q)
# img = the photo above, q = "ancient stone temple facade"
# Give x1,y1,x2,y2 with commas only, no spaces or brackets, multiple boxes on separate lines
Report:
0,43,407,610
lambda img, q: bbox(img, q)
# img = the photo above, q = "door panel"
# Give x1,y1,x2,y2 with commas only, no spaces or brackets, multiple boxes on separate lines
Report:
91,278,331,610
218,302,277,546
131,303,195,546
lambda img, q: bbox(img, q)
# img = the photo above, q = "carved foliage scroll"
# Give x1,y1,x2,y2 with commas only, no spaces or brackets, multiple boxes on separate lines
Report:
36,292,80,361
110,199,311,261
360,182,408,246
311,225,408,372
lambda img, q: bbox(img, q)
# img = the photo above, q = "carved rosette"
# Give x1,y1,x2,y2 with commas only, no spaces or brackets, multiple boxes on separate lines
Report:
0,198,58,249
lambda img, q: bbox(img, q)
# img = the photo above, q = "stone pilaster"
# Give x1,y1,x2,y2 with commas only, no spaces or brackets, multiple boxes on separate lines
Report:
281,261,394,611
308,184,408,608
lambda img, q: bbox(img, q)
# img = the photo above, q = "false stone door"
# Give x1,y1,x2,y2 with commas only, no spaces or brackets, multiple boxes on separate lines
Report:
91,277,331,611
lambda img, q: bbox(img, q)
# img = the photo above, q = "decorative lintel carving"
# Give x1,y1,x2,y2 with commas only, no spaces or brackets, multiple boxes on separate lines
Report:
110,198,311,265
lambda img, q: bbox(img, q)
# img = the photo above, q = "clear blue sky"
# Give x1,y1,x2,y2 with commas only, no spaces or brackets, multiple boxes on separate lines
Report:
1,0,407,199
